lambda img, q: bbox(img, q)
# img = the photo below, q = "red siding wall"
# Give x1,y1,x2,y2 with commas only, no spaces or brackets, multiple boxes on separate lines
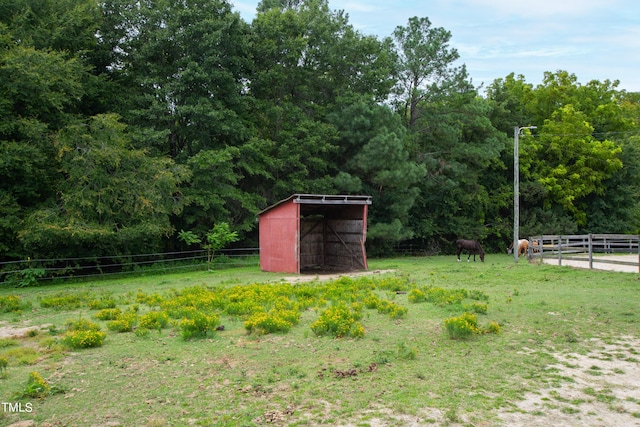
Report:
259,201,300,273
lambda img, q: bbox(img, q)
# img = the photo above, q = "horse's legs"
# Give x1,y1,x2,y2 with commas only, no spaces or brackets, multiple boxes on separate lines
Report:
456,248,461,262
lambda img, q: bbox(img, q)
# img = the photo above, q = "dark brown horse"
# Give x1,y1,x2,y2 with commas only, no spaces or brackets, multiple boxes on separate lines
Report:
456,239,485,262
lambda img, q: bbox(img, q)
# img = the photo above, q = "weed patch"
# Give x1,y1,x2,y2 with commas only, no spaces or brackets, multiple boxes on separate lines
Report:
177,307,220,340
62,319,106,349
39,292,88,310
139,310,170,331
106,311,138,333
1,346,40,365
244,309,300,335
14,371,64,399
94,308,123,320
310,304,365,338
0,295,31,313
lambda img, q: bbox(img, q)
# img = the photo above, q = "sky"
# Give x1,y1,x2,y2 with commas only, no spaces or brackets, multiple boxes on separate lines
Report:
231,0,640,93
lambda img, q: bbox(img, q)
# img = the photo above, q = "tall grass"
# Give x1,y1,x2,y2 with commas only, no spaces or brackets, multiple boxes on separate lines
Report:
0,256,638,426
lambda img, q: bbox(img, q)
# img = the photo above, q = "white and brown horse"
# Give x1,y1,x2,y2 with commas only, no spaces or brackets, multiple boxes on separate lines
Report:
456,239,485,262
507,239,529,257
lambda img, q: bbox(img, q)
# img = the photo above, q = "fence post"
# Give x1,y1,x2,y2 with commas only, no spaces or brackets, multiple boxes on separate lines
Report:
558,235,562,266
588,233,593,270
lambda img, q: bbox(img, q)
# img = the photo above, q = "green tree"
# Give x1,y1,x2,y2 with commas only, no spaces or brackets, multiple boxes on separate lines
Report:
178,222,239,268
392,16,467,128
19,114,190,258
408,94,508,249
327,97,425,250
248,0,397,204
582,135,640,233
529,105,623,225
0,0,100,53
101,0,252,158
485,73,535,135
183,147,264,235
391,17,505,249
486,71,639,238
0,0,100,259
99,0,264,239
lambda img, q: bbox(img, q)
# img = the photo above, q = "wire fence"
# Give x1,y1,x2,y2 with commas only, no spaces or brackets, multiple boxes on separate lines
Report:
0,247,260,286
4,234,636,286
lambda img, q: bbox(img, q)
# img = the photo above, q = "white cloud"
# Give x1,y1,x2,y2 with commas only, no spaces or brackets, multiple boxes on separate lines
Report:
464,0,617,18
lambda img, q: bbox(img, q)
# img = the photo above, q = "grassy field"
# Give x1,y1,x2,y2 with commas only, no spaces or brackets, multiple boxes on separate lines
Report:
0,255,639,426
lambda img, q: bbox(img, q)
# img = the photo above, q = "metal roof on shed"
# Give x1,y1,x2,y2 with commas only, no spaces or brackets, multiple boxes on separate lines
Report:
258,194,372,215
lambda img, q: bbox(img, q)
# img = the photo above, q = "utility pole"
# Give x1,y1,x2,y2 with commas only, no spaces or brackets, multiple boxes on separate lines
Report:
514,125,536,263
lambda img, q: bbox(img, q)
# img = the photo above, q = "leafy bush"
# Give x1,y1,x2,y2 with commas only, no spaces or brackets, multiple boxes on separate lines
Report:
443,313,480,340
62,319,106,349
373,275,413,292
136,291,165,307
486,321,501,334
20,371,51,398
40,292,87,310
94,308,123,320
244,309,300,335
310,305,365,338
468,290,489,301
0,295,31,313
107,312,138,333
463,302,488,314
14,371,64,399
63,329,107,348
3,268,46,288
134,327,151,338
363,294,407,319
179,308,220,340
224,300,262,316
132,275,415,341
375,300,408,319
409,286,467,306
408,288,427,303
88,296,117,310
65,318,101,332
139,311,170,330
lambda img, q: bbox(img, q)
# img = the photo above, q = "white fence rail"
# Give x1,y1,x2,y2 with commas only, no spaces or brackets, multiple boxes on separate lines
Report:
528,234,640,273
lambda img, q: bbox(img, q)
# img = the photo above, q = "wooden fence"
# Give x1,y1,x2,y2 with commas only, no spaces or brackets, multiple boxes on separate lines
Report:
528,234,640,273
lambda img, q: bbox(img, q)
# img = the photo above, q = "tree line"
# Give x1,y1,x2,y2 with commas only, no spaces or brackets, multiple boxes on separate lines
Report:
1,0,639,264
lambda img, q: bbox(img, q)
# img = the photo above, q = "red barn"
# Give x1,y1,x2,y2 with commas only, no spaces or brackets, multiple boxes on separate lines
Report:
258,194,372,274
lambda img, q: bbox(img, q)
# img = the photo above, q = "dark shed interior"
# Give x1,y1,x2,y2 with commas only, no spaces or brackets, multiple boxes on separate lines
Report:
299,201,369,272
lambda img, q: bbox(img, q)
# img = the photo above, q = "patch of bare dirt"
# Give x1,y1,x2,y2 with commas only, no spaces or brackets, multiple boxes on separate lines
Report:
542,254,639,273
0,321,52,339
281,269,396,283
498,336,640,426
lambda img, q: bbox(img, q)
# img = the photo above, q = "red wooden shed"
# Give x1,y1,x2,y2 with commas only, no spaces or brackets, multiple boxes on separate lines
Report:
258,194,372,274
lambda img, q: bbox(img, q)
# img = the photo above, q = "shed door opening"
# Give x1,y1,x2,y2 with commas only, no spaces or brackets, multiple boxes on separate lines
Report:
299,204,367,273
